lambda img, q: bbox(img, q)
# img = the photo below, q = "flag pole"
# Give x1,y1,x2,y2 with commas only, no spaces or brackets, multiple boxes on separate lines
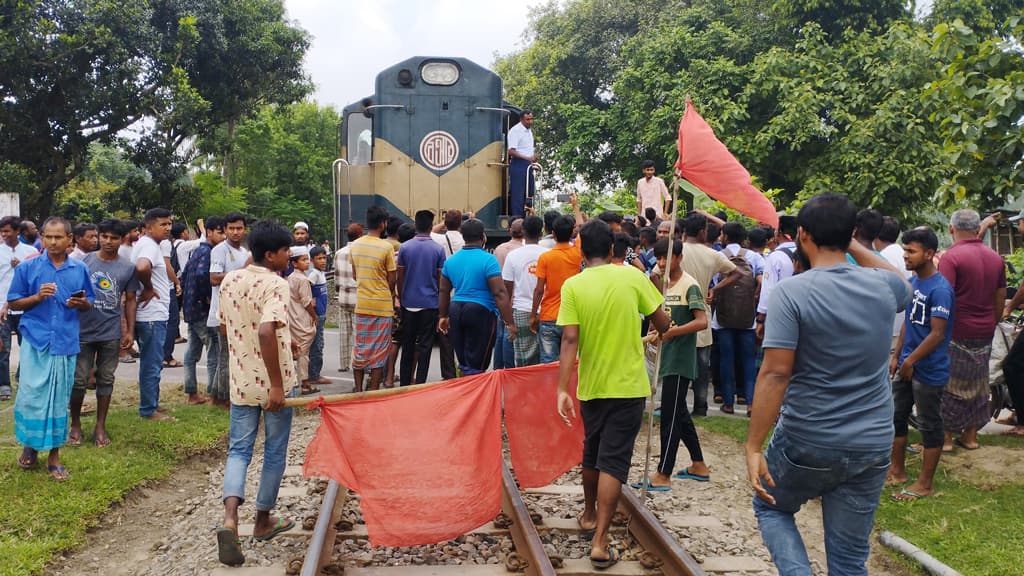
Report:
638,171,682,503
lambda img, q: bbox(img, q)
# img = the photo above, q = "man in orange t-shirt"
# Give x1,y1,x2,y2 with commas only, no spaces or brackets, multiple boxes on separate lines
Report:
530,215,581,363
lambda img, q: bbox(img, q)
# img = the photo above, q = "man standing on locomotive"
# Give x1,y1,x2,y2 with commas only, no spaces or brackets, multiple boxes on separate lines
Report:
507,110,536,219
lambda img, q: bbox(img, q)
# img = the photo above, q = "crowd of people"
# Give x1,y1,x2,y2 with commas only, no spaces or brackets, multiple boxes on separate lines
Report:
4,180,1023,572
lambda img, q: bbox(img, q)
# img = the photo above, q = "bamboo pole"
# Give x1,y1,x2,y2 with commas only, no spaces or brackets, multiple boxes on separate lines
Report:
637,174,682,502
283,379,445,408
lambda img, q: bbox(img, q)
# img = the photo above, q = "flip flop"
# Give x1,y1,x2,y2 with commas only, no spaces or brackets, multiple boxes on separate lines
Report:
300,384,321,395
47,464,70,482
954,438,980,451
629,480,671,492
576,513,596,539
66,430,82,447
17,448,38,470
252,517,295,542
0,393,11,401
674,469,710,482
891,488,930,502
590,548,619,570
1001,427,1024,437
93,433,111,448
216,527,246,566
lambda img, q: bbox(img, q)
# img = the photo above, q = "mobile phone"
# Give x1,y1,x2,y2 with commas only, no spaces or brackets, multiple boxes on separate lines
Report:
556,193,572,203
71,289,86,298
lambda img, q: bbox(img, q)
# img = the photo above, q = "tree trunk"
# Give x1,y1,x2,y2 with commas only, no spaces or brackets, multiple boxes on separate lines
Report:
223,118,236,189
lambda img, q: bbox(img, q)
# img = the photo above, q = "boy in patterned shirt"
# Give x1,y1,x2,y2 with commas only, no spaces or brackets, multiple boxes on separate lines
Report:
215,221,298,566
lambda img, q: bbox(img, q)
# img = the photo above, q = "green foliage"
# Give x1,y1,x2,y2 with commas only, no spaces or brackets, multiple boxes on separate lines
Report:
0,0,309,219
923,17,1024,211
193,170,247,216
496,0,1024,224
0,403,228,576
1005,248,1024,288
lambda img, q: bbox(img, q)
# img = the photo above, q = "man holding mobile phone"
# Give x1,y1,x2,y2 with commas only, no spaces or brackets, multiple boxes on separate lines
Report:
8,217,93,481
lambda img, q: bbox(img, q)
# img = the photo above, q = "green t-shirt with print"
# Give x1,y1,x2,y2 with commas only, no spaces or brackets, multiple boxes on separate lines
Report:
659,272,705,380
557,263,664,401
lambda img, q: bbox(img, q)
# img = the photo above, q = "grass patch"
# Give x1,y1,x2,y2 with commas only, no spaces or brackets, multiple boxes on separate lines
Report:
693,416,1024,575
693,414,751,443
0,402,228,576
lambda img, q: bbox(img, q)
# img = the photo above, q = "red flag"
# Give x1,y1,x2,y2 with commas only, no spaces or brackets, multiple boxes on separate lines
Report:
675,100,778,227
501,363,584,488
303,374,503,547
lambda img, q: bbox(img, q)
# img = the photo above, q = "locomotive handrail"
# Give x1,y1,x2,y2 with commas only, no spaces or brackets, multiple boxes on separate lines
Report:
487,161,508,167
364,104,405,112
529,162,544,215
332,158,351,251
368,160,392,165
475,107,511,114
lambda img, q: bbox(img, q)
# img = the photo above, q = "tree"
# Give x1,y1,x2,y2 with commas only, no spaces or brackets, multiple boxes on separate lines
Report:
0,0,309,219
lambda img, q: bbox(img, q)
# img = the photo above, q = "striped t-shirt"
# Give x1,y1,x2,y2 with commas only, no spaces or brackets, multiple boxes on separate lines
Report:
349,235,396,316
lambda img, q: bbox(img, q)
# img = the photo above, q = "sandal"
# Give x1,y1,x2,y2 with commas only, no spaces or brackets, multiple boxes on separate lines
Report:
93,432,111,448
67,430,83,447
300,383,321,395
162,359,183,368
591,548,619,570
0,393,11,401
216,527,246,566
17,448,38,470
47,464,70,482
252,517,295,542
576,513,596,539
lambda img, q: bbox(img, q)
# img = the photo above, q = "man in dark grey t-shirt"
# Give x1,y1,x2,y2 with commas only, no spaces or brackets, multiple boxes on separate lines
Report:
745,194,911,576
70,219,139,447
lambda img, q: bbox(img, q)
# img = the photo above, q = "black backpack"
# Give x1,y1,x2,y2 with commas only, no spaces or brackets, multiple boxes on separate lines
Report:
716,247,758,329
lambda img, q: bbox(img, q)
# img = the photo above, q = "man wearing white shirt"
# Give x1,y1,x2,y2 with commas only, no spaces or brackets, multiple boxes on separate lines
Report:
208,212,250,409
636,160,671,219
875,216,911,346
0,216,39,401
132,208,174,421
507,110,536,218
501,215,548,367
755,216,799,341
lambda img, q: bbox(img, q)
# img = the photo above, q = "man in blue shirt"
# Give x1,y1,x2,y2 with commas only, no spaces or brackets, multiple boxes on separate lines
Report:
746,194,911,575
888,226,954,501
438,219,516,375
397,210,446,386
9,217,94,481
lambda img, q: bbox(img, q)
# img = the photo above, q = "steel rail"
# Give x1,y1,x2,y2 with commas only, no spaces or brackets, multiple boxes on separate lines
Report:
300,480,346,576
501,463,557,576
619,487,706,576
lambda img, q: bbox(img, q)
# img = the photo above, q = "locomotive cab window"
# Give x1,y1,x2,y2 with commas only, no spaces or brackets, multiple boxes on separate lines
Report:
420,62,460,86
346,113,372,166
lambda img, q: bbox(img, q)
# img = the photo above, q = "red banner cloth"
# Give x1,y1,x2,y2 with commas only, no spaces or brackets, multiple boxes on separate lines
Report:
675,100,779,227
303,374,504,547
501,363,584,488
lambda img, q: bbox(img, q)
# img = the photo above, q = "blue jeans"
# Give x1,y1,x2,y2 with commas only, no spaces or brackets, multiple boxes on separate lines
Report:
492,322,515,370
183,320,212,395
308,314,326,380
718,328,756,407
222,399,294,511
205,326,221,396
136,320,167,417
538,321,562,364
754,429,890,576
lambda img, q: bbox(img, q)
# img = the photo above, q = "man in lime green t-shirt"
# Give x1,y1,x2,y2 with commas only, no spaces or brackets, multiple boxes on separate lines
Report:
556,219,670,570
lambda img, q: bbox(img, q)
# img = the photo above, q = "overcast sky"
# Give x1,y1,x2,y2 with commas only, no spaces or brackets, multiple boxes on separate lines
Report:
283,0,544,110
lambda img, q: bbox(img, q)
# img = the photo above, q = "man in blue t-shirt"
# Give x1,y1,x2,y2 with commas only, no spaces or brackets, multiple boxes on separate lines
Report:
746,194,911,575
438,219,516,375
397,210,446,386
888,226,954,501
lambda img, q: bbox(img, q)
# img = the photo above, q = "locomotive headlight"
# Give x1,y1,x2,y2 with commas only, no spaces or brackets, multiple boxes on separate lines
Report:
421,62,460,86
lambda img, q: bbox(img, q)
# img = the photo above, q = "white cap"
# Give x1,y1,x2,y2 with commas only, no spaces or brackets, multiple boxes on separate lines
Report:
293,221,309,231
290,245,309,258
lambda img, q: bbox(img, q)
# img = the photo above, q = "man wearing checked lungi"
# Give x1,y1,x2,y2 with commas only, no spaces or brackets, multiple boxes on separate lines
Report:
9,217,94,481
348,205,398,392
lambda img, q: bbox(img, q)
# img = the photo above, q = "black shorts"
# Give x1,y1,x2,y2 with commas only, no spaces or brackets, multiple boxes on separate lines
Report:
581,398,645,484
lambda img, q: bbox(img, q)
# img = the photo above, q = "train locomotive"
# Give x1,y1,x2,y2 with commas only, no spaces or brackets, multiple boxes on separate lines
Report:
334,56,529,248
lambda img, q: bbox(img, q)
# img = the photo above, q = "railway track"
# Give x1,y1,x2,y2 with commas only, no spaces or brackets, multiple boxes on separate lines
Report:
237,463,708,576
